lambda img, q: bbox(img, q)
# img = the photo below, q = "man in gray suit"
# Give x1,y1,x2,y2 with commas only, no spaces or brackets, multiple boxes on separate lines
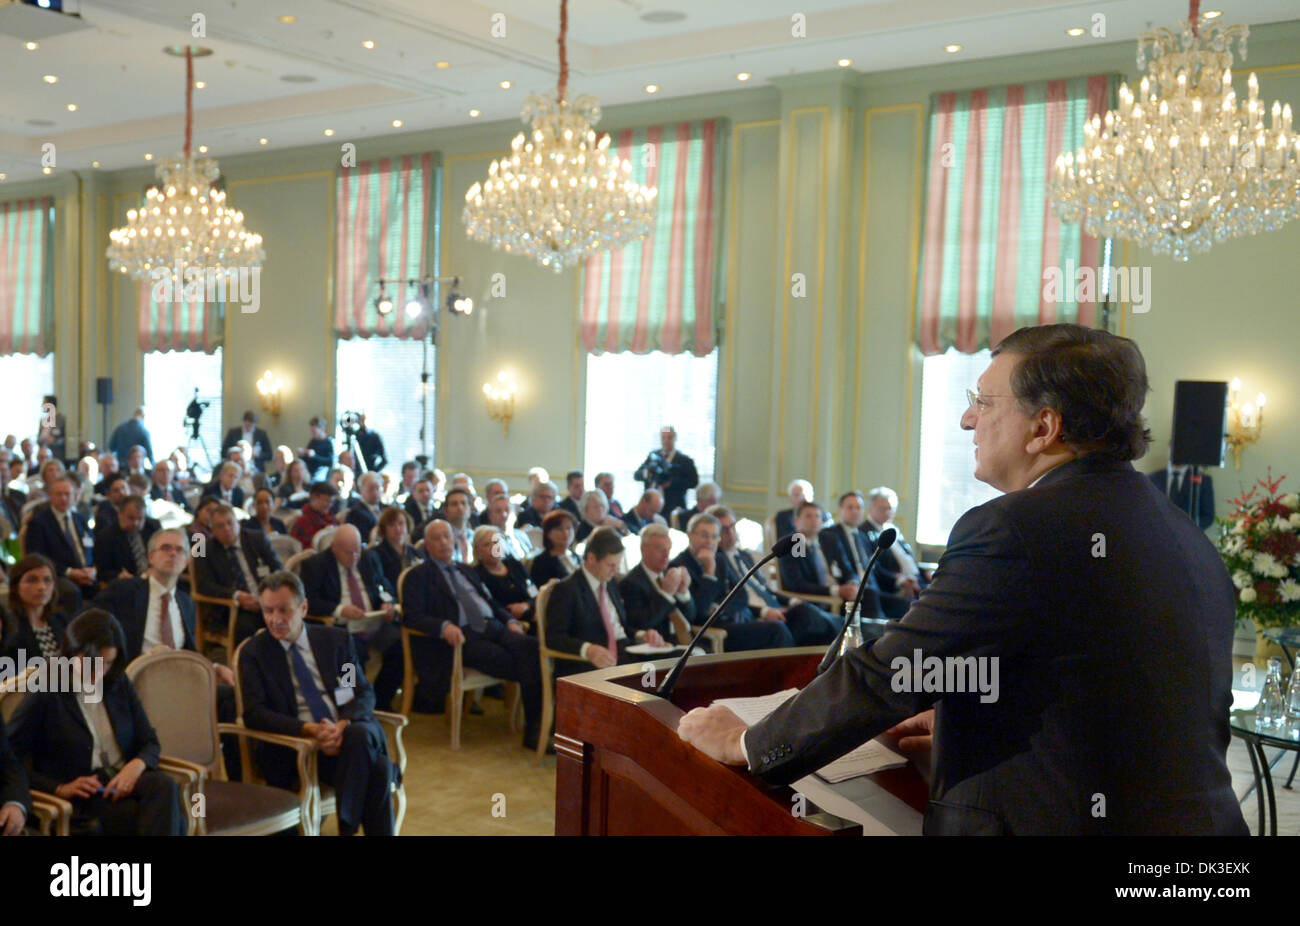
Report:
679,324,1247,836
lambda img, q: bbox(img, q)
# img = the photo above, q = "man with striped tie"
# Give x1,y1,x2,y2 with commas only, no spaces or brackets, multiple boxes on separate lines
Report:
90,495,161,584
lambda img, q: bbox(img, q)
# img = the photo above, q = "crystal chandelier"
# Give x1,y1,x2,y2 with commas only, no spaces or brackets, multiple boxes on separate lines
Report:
462,0,657,273
1050,1,1299,261
107,46,264,280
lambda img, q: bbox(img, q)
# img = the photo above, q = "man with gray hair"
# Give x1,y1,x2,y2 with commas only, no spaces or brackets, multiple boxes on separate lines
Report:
345,471,388,543
672,480,721,531
516,479,558,530
621,488,667,535
864,486,931,596
620,523,694,645
594,472,624,519
477,478,510,526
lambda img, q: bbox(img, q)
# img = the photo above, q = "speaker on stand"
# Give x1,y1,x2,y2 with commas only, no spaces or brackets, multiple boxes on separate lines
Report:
96,377,113,452
1169,381,1228,524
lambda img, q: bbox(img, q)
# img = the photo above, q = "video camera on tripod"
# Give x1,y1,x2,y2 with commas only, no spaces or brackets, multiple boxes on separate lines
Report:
183,388,215,474
339,409,368,473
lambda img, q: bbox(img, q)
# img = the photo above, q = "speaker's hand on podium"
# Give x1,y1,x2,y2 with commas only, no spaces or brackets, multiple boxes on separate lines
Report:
678,705,748,766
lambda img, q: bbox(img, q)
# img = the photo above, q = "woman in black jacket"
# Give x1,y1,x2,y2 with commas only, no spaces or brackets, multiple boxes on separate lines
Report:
6,610,187,836
0,554,69,663
375,506,424,593
528,509,581,588
472,526,537,629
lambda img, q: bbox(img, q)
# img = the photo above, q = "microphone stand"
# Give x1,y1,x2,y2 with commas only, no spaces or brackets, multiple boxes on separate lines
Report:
817,528,896,674
656,535,797,700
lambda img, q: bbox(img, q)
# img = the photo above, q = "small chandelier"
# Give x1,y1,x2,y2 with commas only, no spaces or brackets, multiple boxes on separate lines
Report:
462,0,657,273
1050,1,1299,261
107,46,264,280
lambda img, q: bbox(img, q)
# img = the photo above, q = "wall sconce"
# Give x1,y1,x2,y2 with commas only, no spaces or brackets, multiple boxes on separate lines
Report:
483,370,517,435
1226,376,1266,469
256,369,283,419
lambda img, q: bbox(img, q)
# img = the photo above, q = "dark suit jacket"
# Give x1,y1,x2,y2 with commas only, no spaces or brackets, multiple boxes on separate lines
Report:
516,506,548,529
403,498,439,534
634,450,698,513
401,558,513,638
221,427,272,466
816,527,901,619
620,509,664,535
300,549,393,617
91,577,197,663
246,516,288,535
303,438,334,479
619,564,696,640
1149,468,1216,530
8,675,162,793
345,499,386,543
24,504,94,574
558,497,581,518
746,454,1247,836
670,549,754,626
194,529,283,600
474,557,535,610
545,568,631,658
0,713,29,813
375,542,424,592
91,518,161,581
150,481,192,513
238,625,375,785
860,520,929,593
356,429,387,473
529,551,578,589
777,534,837,597
201,484,246,510
0,608,70,662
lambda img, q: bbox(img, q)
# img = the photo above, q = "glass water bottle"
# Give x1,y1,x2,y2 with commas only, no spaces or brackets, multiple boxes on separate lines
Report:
1284,660,1300,739
1257,658,1286,732
838,605,864,658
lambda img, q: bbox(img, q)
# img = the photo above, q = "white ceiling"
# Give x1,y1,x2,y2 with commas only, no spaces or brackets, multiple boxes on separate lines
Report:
0,0,1297,183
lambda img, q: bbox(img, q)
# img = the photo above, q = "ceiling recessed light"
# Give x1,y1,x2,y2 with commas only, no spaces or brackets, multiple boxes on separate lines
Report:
391,119,403,127
198,145,208,153
323,128,335,136
362,40,375,49
499,80,512,89
644,84,659,94
42,167,52,175
641,10,686,23
1066,27,1085,37
279,14,296,23
945,43,963,53
837,58,853,68
91,161,100,168
736,72,751,81
25,41,38,51
1203,10,1222,19
194,80,206,89
468,108,481,118
435,61,450,69
66,103,77,111
259,137,269,145
43,74,58,84
144,153,153,161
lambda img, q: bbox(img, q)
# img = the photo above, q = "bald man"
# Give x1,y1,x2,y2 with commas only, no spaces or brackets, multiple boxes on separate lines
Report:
299,524,403,712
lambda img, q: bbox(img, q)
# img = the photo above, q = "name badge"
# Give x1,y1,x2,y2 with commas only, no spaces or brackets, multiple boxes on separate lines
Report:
377,587,394,604
334,685,355,706
525,580,538,597
82,535,94,549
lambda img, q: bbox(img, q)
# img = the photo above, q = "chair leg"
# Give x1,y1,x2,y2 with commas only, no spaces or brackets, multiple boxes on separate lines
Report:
508,683,522,733
536,677,553,765
393,785,407,836
449,685,462,751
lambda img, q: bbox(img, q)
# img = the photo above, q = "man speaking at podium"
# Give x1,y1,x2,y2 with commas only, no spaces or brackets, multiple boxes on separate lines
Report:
679,325,1246,836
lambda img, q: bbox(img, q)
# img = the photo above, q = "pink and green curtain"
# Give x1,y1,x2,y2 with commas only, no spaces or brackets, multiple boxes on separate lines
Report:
580,119,724,356
916,74,1117,355
138,277,224,352
0,197,54,356
335,152,435,340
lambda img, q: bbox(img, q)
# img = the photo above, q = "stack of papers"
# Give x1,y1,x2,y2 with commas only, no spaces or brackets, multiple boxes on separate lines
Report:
712,689,908,782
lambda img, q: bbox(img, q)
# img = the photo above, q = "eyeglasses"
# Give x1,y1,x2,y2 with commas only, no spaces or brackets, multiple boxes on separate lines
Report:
965,389,1009,411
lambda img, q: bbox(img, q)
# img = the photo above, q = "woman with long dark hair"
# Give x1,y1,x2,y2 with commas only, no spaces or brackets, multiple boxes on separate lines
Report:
6,609,187,836
0,554,68,663
528,509,580,588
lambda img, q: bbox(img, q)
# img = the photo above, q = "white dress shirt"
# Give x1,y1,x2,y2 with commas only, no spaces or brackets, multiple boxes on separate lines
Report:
77,692,124,769
279,631,337,724
333,559,372,618
577,566,629,660
142,575,186,651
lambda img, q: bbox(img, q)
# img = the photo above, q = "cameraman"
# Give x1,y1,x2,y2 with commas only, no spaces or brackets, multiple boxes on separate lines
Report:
298,416,334,481
354,413,387,473
633,425,698,519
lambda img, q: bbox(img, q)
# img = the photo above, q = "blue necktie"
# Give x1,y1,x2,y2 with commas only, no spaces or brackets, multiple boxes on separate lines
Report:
288,641,333,722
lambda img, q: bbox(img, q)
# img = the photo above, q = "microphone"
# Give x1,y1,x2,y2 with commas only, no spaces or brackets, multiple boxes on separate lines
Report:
656,533,799,700
816,527,896,674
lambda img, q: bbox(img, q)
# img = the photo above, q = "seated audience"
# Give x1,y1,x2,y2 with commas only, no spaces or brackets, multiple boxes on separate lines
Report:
621,488,667,535
346,472,387,543
275,459,312,508
472,526,537,626
778,502,859,604
327,465,355,508
299,525,402,712
515,480,558,529
94,473,129,527
392,461,420,503
246,487,288,535
476,478,509,526
93,452,119,495
254,445,296,493
222,410,272,471
403,478,439,534
574,488,629,544
594,472,624,519
188,496,220,542
672,481,721,531
195,504,283,644
545,527,667,672
92,496,161,583
7,610,187,835
24,475,97,596
773,479,830,539
670,513,794,651
401,521,543,749
149,460,191,512
863,486,931,595
822,490,912,617
374,507,423,592
202,462,247,509
441,487,475,563
240,571,394,836
529,509,581,587
558,471,584,518
290,482,340,550
1,554,69,663
619,524,694,646
485,494,533,561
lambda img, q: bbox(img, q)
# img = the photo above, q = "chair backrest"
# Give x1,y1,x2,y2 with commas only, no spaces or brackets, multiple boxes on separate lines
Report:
284,548,314,575
533,579,559,653
268,532,303,563
734,517,765,556
231,635,253,720
0,665,38,723
280,510,300,533
396,563,417,614
125,649,220,771
667,528,690,561
522,526,543,552
312,526,337,552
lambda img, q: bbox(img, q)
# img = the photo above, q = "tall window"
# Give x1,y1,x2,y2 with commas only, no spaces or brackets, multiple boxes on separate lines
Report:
143,349,223,473
915,348,1000,546
583,350,718,509
334,336,433,472
0,354,55,443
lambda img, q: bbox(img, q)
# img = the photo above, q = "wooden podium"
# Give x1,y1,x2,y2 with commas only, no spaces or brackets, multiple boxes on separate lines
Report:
554,647,929,835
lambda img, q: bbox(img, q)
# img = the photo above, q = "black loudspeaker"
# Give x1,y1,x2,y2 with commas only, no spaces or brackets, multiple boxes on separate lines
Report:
1170,380,1228,467
96,377,113,405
